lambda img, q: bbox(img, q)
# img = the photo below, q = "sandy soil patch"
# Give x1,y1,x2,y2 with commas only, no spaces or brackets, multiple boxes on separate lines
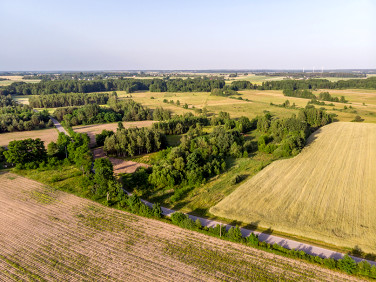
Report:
92,147,149,174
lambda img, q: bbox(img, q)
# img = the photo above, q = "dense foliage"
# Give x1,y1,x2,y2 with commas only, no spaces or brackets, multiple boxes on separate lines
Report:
0,104,53,133
54,100,158,126
4,138,47,168
148,126,248,192
283,89,317,99
0,95,16,107
103,127,166,157
318,92,347,103
29,92,110,108
152,113,209,135
256,106,334,157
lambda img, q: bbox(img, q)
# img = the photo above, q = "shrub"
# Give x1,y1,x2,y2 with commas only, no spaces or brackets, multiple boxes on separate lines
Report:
338,255,357,274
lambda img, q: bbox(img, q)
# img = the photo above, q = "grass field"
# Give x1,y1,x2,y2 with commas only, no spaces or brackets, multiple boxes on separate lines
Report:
0,76,40,86
0,171,358,281
211,122,376,254
0,128,59,147
125,88,376,123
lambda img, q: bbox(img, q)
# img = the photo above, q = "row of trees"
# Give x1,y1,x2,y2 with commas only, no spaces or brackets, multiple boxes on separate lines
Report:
283,89,317,99
29,92,110,108
258,77,376,90
103,127,167,157
283,89,348,103
210,88,239,96
0,105,53,133
0,78,226,95
152,113,209,135
318,92,347,103
54,100,170,126
256,106,334,157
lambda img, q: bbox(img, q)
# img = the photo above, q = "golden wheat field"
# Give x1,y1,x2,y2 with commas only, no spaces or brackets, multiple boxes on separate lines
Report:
0,172,357,281
211,122,376,254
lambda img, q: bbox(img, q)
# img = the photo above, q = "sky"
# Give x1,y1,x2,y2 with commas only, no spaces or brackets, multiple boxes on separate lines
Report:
0,0,375,71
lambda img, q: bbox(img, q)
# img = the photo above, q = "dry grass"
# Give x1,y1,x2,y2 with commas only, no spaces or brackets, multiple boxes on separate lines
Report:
0,76,40,86
73,120,156,146
0,128,59,147
0,171,359,281
211,122,376,254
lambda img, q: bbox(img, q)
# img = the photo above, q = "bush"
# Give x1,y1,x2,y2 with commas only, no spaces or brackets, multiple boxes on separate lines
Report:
338,255,357,274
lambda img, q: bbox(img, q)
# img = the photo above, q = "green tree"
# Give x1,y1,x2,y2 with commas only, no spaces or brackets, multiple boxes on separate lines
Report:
4,138,47,166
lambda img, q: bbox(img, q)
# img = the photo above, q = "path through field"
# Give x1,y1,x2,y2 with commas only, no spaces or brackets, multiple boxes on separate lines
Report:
0,172,360,281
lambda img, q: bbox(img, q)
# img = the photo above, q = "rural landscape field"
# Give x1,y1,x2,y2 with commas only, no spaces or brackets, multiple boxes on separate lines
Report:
211,122,376,253
1,171,359,281
1,0,375,280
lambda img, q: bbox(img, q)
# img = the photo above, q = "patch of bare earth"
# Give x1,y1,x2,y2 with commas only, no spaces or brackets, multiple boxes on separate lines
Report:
0,171,361,281
92,147,149,174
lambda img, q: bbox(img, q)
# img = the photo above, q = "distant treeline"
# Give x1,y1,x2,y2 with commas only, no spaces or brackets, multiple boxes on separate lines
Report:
229,77,376,91
256,72,367,78
0,78,225,95
29,92,111,108
0,105,53,133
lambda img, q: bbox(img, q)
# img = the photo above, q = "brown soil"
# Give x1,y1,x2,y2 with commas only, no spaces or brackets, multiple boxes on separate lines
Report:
92,147,149,174
0,171,361,281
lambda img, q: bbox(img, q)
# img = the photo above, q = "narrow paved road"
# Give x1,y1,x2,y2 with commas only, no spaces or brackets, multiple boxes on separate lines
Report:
31,107,69,136
123,189,376,266
49,117,69,135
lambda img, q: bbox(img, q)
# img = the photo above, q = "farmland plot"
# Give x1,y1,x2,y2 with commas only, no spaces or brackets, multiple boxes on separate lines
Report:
0,128,58,147
0,172,358,281
211,122,376,254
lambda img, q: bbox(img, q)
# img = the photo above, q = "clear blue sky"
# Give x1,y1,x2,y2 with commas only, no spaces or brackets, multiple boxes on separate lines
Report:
1,0,375,71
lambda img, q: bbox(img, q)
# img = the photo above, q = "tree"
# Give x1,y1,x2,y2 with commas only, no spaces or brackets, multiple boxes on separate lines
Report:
93,158,114,196
4,139,47,166
74,145,92,175
47,141,60,157
117,121,125,131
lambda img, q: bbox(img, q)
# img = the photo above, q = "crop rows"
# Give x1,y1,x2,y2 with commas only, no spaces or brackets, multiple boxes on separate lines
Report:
0,172,360,281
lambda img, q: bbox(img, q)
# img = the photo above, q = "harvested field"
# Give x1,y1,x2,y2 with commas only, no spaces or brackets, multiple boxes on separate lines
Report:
92,148,149,174
0,171,359,281
211,122,376,254
73,120,156,146
0,128,58,147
